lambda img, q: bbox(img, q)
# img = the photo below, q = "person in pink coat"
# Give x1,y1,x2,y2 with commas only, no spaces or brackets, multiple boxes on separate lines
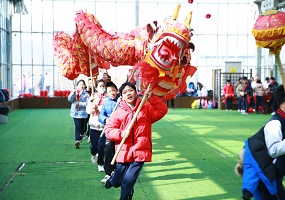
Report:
104,82,168,200
223,80,235,111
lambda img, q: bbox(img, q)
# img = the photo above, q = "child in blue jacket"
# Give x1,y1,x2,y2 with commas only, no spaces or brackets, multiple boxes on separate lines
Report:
99,81,121,183
68,79,90,149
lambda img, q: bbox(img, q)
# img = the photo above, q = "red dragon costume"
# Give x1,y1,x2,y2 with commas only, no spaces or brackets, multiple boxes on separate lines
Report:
53,3,197,101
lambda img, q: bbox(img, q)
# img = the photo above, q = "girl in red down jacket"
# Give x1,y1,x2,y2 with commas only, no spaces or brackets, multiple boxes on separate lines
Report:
104,82,168,200
223,79,235,111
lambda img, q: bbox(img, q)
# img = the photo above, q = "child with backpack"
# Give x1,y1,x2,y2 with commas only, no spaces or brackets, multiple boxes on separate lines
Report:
235,85,285,200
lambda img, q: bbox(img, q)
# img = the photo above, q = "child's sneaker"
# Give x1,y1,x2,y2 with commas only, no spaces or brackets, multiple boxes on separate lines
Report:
101,175,110,184
75,141,80,149
98,165,105,172
91,154,98,164
105,178,112,189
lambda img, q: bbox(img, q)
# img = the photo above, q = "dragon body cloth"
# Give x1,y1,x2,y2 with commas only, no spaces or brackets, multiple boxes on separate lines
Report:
53,3,197,101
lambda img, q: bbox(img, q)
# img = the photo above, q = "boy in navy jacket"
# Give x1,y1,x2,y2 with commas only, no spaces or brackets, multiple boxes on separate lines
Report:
237,85,285,200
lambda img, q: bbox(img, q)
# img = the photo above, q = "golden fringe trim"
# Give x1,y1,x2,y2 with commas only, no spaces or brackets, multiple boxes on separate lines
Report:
252,25,285,38
255,37,285,48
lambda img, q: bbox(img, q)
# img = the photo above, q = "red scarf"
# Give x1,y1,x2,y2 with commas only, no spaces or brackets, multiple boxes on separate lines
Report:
76,89,82,101
92,93,105,116
97,93,105,106
242,84,248,92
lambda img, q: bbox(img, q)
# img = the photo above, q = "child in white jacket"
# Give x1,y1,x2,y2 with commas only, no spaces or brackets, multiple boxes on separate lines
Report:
86,79,108,172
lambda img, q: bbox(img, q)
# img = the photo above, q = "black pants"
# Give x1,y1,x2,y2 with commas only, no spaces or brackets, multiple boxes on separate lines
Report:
90,129,105,165
258,177,285,200
108,162,144,200
73,118,86,141
242,95,249,112
250,96,255,109
255,96,266,113
258,155,285,200
225,98,232,109
104,137,115,175
269,96,278,113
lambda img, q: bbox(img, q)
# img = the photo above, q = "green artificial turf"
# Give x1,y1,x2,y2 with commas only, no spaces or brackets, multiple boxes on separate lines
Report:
0,108,271,199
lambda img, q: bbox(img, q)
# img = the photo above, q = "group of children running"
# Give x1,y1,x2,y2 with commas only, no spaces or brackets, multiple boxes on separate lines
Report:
67,74,168,200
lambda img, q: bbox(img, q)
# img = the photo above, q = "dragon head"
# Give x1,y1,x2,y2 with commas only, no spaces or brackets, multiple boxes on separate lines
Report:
134,4,196,100
150,23,192,71
146,5,194,76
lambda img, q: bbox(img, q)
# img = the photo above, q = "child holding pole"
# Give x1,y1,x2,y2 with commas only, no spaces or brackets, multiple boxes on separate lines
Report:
104,82,168,200
99,81,121,183
68,79,90,149
86,79,107,172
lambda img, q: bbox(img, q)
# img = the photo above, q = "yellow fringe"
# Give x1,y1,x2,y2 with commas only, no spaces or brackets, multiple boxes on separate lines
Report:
252,25,285,38
255,37,285,50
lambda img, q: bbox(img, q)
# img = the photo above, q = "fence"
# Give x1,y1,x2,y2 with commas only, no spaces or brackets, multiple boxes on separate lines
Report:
212,69,252,105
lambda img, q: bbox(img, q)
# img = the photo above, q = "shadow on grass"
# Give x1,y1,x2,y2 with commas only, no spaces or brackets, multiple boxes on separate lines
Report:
0,109,271,200
140,109,270,199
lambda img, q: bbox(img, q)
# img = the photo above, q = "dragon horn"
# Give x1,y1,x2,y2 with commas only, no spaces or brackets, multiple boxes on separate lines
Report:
172,3,181,20
184,11,193,29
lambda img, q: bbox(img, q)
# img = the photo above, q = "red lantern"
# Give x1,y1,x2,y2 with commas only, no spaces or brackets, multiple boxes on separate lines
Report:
206,14,211,19
252,10,285,88
252,10,285,55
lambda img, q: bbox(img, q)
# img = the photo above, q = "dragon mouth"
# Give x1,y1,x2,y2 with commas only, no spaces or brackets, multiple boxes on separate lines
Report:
150,31,189,70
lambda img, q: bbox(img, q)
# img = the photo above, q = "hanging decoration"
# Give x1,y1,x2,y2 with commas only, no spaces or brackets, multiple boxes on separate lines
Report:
252,10,285,89
252,10,285,56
